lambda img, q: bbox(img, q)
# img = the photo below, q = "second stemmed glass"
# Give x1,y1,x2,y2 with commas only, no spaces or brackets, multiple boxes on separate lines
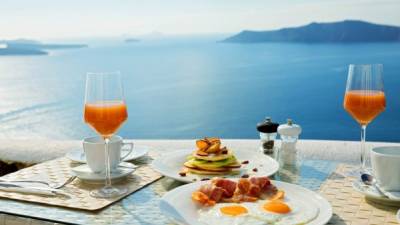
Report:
343,64,386,174
84,72,128,198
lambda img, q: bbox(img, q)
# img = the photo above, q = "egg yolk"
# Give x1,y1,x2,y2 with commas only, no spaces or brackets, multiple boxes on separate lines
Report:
220,205,248,216
263,200,291,214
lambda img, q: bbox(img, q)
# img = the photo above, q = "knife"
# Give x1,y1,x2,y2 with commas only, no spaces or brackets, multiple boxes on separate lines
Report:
0,182,63,196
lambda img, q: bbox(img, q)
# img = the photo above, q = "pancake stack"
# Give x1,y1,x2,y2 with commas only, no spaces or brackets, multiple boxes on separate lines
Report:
183,138,241,175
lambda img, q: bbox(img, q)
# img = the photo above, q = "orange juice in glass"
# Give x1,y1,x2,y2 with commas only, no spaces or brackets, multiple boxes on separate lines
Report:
84,72,128,198
343,64,385,175
84,101,128,138
344,90,386,125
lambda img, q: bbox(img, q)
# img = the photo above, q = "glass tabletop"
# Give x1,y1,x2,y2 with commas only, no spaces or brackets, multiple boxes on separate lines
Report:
0,158,338,225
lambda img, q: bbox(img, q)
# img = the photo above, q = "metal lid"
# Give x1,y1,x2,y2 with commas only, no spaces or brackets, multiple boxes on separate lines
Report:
257,117,279,133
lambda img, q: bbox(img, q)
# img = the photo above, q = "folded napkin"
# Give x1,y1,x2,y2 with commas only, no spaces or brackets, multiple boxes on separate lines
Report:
0,186,56,196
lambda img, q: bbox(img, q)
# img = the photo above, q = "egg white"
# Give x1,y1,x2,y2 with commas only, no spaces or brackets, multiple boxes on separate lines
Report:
197,196,319,225
197,202,267,225
254,197,320,225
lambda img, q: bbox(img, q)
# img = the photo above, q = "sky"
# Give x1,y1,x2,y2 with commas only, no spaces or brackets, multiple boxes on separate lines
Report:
0,0,400,40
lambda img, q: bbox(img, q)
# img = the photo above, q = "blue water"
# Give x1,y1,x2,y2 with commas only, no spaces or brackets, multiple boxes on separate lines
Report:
0,39,399,141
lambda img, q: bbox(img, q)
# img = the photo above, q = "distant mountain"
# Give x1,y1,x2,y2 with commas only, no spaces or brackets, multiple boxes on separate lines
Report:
124,38,140,43
0,47,47,55
0,39,87,56
39,44,88,49
3,40,87,49
223,20,400,43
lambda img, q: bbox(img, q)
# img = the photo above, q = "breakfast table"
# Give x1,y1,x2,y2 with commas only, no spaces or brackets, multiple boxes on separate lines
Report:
0,139,398,225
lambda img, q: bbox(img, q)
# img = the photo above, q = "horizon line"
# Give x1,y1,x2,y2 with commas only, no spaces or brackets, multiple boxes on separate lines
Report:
3,19,400,42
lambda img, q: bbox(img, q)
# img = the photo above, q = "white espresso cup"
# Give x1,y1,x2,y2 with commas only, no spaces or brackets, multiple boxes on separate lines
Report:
371,146,400,191
83,136,134,173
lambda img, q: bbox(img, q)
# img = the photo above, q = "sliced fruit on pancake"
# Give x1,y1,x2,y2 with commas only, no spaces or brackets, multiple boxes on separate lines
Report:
220,162,241,168
186,167,240,175
205,142,221,153
184,162,232,172
205,137,221,145
196,150,209,156
184,161,239,172
196,139,210,151
195,163,241,171
195,163,241,170
192,149,233,161
188,156,240,169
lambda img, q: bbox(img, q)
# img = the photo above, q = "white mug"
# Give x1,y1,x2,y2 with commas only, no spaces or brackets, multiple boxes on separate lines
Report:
83,136,134,173
371,146,400,191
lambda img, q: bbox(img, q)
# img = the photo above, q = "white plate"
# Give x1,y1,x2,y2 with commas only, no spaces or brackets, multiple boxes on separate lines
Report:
352,180,400,206
66,146,149,163
160,180,332,225
71,163,135,183
151,149,279,183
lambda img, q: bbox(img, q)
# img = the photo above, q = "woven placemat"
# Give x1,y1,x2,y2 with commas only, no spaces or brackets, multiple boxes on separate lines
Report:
320,164,399,225
0,156,162,211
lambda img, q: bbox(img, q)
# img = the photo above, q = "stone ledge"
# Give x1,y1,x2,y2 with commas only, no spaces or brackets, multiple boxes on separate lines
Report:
0,139,398,165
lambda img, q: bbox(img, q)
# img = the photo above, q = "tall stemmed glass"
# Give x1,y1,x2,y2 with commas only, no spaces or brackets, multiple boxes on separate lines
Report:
343,64,385,174
84,72,128,198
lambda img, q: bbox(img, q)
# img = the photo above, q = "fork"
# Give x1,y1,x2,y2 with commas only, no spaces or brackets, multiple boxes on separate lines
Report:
0,176,77,189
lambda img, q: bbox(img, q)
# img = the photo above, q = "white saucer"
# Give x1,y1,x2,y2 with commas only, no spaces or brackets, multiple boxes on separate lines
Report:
352,180,400,206
71,163,135,183
66,146,149,163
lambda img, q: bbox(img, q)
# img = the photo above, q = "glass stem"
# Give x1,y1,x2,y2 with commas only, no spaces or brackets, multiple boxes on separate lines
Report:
104,138,111,188
360,125,367,173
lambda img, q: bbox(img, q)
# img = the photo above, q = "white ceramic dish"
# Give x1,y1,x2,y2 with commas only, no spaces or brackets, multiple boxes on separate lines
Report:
71,163,135,183
160,180,332,225
66,146,149,163
371,146,400,191
151,149,279,183
352,180,400,206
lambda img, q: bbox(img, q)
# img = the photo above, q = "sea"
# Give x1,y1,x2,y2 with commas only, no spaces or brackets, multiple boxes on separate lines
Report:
1,37,400,142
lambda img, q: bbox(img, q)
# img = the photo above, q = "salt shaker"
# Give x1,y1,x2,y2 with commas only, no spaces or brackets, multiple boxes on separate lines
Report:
278,119,302,165
256,117,279,157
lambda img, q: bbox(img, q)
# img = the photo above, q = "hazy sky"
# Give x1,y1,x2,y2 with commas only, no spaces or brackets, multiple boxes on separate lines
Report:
1,0,400,39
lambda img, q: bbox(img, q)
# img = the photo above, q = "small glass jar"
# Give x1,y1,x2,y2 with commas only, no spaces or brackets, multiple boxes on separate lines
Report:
257,117,279,158
278,119,302,166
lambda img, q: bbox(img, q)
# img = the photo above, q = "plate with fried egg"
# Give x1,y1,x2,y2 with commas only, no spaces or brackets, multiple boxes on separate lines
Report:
160,177,332,225
151,138,279,183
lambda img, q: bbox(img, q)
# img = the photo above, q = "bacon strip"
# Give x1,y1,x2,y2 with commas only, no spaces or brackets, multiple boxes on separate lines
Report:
212,178,237,198
192,176,276,206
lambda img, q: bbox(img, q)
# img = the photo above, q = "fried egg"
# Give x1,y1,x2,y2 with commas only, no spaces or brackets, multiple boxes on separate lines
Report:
197,196,319,225
197,203,266,225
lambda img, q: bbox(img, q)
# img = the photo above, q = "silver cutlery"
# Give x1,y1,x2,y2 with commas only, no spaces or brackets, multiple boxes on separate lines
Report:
361,173,387,197
0,176,77,189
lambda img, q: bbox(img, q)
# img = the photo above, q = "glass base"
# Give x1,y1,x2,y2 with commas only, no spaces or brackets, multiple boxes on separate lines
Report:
90,186,128,198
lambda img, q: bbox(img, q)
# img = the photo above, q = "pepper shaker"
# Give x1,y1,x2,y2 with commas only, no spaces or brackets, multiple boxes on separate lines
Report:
256,117,279,158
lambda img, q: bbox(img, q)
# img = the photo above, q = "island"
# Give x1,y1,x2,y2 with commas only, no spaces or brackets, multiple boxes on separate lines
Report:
0,47,47,55
124,38,140,43
222,20,400,43
0,39,88,56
